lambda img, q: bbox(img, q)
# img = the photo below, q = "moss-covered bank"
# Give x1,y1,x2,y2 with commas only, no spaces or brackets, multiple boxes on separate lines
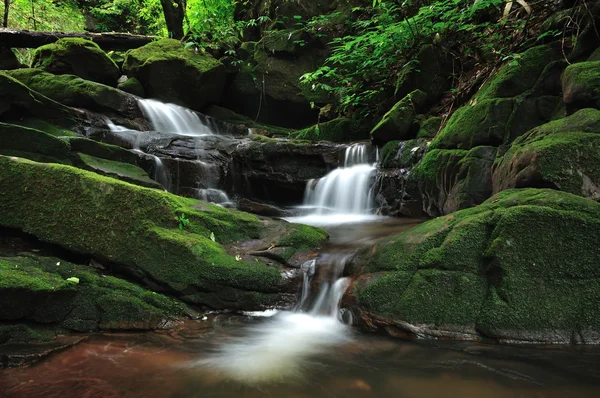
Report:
0,156,328,310
351,188,600,343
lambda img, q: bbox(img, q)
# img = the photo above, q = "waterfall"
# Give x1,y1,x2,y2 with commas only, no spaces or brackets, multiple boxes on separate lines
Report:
303,143,376,215
138,99,214,136
193,254,353,382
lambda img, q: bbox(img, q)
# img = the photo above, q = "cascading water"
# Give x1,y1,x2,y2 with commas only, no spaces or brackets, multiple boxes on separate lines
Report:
138,99,214,136
193,254,353,383
289,143,381,225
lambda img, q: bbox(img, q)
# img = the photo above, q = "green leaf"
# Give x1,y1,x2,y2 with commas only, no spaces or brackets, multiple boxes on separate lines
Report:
210,232,216,242
66,277,80,284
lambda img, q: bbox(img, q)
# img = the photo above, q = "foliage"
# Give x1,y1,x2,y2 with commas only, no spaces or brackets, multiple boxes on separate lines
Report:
175,212,190,230
1,0,85,31
300,0,538,117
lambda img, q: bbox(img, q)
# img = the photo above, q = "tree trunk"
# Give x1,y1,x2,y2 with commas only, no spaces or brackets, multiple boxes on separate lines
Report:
3,0,10,28
0,29,156,50
159,0,185,39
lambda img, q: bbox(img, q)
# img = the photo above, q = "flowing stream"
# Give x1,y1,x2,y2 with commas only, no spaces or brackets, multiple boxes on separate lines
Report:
2,219,600,397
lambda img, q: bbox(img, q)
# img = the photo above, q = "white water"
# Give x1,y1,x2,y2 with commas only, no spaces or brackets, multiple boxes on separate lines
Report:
192,255,353,383
288,143,382,226
138,99,214,136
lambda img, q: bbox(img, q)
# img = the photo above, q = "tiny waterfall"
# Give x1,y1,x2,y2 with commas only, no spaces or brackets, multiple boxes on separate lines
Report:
304,143,376,215
138,99,214,136
194,254,353,383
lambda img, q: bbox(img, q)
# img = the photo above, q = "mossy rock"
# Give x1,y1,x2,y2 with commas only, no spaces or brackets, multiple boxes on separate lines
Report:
0,71,73,122
6,68,141,119
117,76,145,97
379,138,428,169
370,90,428,145
31,38,120,86
123,39,226,111
11,118,76,138
0,156,327,310
562,61,600,114
493,108,600,199
476,44,562,101
352,188,600,343
0,123,72,164
412,146,497,216
416,116,442,139
72,153,161,189
431,98,515,150
0,254,186,335
292,118,370,142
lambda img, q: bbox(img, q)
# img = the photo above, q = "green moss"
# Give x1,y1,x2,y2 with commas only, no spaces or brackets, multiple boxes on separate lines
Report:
12,118,76,137
32,38,120,86
0,324,60,344
73,153,160,189
0,254,186,334
7,69,134,116
292,118,369,142
276,223,328,250
355,188,600,341
370,90,428,144
380,139,428,169
0,123,72,164
494,109,600,197
0,156,325,308
117,76,145,96
561,61,600,113
431,98,514,150
66,137,139,164
417,116,442,139
123,39,226,110
476,44,561,100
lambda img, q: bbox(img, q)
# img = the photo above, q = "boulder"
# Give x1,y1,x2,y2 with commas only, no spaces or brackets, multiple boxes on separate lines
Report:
562,61,600,113
412,146,497,216
123,39,226,111
6,68,144,122
370,90,428,145
493,108,600,200
350,188,600,344
0,254,186,335
117,76,145,97
0,156,328,310
31,38,120,86
292,117,370,142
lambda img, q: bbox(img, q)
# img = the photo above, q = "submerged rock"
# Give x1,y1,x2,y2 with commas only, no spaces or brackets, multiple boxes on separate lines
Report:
349,188,600,344
31,38,120,86
0,156,328,310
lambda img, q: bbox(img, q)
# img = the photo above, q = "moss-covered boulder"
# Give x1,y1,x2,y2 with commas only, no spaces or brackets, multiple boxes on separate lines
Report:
123,39,226,111
0,254,186,335
6,68,143,121
370,90,428,145
72,153,161,189
0,156,328,310
412,146,497,216
562,61,600,114
31,38,120,86
0,123,72,164
379,138,428,170
292,118,370,142
493,109,600,199
416,116,442,139
350,188,600,343
117,76,145,97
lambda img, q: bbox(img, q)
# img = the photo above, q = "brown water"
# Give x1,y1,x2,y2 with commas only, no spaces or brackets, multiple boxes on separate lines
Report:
2,218,600,397
1,315,599,398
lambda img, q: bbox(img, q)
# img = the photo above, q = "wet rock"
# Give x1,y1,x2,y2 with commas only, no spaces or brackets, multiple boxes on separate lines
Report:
123,39,226,111
0,335,87,368
237,198,294,217
117,76,145,97
349,188,600,344
31,38,120,86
